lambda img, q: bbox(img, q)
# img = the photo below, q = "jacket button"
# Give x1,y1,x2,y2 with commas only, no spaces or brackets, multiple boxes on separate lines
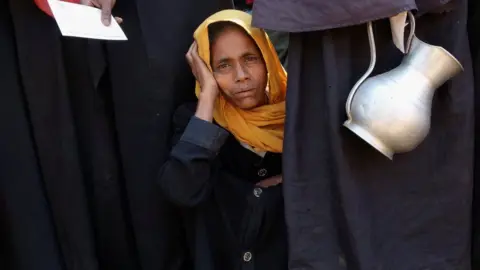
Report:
257,168,268,177
243,251,253,262
253,187,263,198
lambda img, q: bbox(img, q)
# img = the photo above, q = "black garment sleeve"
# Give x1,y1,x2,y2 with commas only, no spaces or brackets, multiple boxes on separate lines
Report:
158,106,229,207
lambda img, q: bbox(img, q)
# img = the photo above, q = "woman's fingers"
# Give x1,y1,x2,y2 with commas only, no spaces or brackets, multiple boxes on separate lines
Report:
186,42,197,79
190,42,210,77
256,175,283,188
190,42,203,65
187,42,194,55
186,43,195,66
186,41,216,89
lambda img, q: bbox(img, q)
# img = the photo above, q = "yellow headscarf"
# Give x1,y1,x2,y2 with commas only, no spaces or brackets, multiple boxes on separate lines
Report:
194,10,287,153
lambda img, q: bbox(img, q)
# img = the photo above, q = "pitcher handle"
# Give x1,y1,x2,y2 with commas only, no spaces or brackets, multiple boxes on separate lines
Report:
345,21,377,119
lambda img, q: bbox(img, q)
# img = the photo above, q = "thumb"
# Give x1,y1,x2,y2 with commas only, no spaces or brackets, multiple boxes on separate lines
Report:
80,0,93,5
101,4,112,26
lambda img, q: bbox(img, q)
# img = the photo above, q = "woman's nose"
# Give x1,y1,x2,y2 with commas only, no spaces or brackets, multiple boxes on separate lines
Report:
234,63,250,82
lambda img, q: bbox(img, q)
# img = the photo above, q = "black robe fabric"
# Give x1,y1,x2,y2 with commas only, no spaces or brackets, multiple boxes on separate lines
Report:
0,2,64,269
0,0,231,269
2,0,139,269
252,0,456,32
4,1,101,269
158,103,287,270
253,1,474,269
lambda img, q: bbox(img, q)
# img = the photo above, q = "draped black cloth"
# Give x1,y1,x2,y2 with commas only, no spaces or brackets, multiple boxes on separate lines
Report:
0,0,231,269
253,0,474,269
0,2,64,269
2,1,100,269
252,0,456,32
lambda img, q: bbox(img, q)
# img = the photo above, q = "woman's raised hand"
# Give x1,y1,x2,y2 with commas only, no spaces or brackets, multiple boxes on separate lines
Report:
186,42,219,100
187,42,218,122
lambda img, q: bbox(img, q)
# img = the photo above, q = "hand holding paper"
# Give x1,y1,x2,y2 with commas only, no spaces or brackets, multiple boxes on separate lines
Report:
47,0,127,41
80,0,121,26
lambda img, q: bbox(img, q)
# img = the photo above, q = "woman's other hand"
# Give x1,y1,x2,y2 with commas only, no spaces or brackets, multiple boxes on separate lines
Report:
186,42,219,122
257,175,283,188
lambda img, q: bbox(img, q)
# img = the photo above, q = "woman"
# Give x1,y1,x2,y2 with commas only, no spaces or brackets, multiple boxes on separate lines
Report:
157,9,288,270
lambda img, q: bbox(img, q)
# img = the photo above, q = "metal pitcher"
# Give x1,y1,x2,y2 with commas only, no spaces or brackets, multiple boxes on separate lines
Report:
343,11,463,160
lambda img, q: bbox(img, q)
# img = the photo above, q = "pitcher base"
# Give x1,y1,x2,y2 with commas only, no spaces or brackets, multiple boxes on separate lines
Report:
343,121,394,160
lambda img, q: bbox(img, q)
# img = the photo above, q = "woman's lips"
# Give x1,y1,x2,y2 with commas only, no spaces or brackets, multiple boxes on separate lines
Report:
235,88,255,98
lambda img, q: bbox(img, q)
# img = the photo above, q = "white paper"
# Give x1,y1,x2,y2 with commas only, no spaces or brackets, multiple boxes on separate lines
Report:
389,11,407,53
47,0,127,41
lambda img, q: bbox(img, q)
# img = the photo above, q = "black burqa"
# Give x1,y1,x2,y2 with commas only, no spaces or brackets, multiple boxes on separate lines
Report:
253,0,474,269
2,1,102,269
1,0,231,269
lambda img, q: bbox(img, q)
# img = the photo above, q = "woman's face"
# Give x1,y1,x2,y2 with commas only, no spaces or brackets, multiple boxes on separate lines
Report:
210,26,268,110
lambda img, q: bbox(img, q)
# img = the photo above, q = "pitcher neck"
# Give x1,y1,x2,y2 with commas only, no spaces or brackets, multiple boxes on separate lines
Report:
403,37,463,89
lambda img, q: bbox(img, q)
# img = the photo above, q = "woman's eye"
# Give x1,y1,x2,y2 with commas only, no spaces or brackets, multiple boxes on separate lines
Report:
217,63,230,70
245,55,259,62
